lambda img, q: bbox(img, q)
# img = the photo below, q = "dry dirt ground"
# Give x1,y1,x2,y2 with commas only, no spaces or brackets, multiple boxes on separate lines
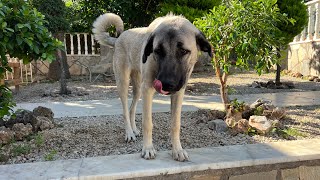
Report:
1,71,320,164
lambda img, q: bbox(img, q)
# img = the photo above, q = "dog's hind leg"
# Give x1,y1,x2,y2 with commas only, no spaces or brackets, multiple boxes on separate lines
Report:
114,60,136,142
129,70,142,136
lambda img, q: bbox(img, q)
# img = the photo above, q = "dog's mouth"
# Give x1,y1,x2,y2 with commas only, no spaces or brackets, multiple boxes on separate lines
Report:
153,79,171,95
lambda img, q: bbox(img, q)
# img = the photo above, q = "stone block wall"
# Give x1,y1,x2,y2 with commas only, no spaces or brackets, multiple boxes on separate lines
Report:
288,41,320,77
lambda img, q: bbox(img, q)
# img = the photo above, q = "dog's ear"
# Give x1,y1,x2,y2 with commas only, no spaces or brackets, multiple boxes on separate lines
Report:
142,34,154,63
196,32,212,58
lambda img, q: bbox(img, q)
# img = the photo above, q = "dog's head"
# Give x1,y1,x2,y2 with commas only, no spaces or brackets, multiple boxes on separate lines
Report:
142,17,212,95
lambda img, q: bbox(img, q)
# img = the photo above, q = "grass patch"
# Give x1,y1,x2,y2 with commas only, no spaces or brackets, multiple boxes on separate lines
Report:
34,133,45,147
12,145,31,157
276,127,307,139
44,150,57,161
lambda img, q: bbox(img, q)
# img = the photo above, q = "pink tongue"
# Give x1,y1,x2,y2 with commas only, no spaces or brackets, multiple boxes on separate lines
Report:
153,79,170,95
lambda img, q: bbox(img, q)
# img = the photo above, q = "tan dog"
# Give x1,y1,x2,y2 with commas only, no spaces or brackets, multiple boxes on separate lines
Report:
93,13,212,161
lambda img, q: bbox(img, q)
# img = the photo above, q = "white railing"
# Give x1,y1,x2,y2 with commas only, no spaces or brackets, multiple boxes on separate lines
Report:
4,57,33,84
292,0,320,43
64,33,100,56
4,33,101,84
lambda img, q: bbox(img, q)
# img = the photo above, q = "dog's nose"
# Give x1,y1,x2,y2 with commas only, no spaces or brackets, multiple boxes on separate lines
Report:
161,80,176,91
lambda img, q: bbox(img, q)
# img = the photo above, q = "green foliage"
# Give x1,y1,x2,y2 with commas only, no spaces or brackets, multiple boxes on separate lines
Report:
44,150,57,161
0,0,63,119
254,106,264,116
158,0,221,22
274,127,307,139
276,0,308,46
0,0,62,64
65,0,162,32
31,0,69,33
194,0,291,75
230,99,245,112
12,144,31,157
0,86,15,119
34,133,44,147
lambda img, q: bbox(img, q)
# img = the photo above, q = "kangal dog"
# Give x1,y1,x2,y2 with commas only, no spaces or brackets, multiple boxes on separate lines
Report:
93,13,212,161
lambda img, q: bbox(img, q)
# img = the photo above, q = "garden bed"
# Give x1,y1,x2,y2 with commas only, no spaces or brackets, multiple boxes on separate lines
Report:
1,71,319,165
1,105,319,165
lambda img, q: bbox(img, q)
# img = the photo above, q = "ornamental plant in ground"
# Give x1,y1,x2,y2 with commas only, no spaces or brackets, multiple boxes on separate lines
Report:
0,0,62,119
194,0,292,110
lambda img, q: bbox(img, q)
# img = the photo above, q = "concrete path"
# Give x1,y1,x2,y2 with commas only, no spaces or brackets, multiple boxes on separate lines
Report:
1,139,319,179
15,91,320,118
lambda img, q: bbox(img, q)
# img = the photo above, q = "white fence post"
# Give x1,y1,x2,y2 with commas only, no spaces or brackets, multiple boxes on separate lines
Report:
307,5,314,40
315,3,320,39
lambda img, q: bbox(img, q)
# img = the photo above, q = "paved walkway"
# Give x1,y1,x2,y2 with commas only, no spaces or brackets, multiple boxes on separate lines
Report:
15,91,320,118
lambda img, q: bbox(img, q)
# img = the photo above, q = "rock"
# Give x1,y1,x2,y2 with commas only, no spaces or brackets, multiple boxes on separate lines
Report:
242,108,255,120
12,123,33,140
270,107,286,120
236,119,250,133
261,103,275,111
209,110,226,119
271,120,280,128
314,77,320,82
208,119,228,133
33,106,54,120
4,110,35,128
308,76,317,81
225,117,237,128
251,81,261,88
36,116,55,131
249,99,271,109
266,80,276,89
283,82,295,89
291,72,303,78
249,116,272,134
0,127,14,145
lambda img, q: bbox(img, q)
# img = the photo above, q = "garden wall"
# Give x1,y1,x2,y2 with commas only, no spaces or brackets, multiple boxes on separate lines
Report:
288,40,320,77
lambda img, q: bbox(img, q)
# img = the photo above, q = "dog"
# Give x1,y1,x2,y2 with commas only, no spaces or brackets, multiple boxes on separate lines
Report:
93,13,212,161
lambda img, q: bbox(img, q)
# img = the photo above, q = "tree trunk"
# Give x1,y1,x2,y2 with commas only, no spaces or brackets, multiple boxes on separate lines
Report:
220,80,229,110
213,55,230,111
55,32,70,95
275,63,281,86
47,33,70,81
275,47,281,86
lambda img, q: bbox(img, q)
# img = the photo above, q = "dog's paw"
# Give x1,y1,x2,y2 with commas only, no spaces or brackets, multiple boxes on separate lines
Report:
172,148,189,162
133,129,140,136
125,131,136,142
141,146,156,160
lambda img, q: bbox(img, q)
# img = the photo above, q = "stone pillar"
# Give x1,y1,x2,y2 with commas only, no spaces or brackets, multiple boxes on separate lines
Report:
99,45,114,74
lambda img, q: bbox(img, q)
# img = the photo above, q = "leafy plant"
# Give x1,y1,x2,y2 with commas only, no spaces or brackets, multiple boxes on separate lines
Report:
0,86,15,119
230,99,245,112
11,144,31,157
44,150,57,161
157,0,221,22
254,106,264,116
194,0,291,110
0,0,62,119
35,134,45,147
274,0,308,85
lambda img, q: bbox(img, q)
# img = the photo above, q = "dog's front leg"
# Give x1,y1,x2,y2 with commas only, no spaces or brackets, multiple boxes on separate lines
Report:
141,84,156,160
171,87,189,161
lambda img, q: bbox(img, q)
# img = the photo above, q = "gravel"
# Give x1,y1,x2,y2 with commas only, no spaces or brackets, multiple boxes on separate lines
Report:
1,71,319,165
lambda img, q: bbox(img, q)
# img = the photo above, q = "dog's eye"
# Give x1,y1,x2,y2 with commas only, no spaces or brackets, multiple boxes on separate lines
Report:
180,49,190,55
154,48,165,57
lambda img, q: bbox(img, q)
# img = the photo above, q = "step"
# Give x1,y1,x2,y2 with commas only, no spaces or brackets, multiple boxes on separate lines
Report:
1,139,320,180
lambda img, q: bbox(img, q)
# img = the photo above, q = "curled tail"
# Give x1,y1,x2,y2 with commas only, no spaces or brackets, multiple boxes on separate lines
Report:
92,13,124,47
